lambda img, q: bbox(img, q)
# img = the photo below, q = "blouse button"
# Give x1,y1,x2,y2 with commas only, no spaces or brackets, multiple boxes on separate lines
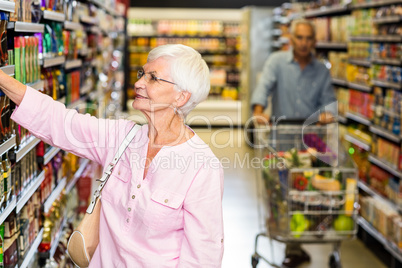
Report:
137,184,141,189
164,199,168,203
128,207,131,212
132,195,135,199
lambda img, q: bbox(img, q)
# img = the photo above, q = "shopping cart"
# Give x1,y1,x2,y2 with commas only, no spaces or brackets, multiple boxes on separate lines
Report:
251,122,358,268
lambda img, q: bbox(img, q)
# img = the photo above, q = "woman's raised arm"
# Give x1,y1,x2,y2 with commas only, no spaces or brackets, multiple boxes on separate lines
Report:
0,69,27,106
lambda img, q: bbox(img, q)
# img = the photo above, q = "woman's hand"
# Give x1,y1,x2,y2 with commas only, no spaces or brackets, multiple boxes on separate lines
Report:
0,69,26,106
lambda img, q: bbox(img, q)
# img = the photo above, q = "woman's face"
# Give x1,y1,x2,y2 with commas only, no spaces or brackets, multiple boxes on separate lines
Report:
132,57,178,115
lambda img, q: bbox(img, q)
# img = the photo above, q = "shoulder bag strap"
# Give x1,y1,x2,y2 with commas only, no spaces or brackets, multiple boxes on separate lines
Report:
86,124,142,214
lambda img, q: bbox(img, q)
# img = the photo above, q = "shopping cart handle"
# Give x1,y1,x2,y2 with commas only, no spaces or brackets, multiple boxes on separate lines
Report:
272,118,307,125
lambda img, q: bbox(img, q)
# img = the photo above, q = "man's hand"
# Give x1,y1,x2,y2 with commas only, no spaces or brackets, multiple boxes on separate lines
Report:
253,112,270,125
252,104,270,125
318,112,335,124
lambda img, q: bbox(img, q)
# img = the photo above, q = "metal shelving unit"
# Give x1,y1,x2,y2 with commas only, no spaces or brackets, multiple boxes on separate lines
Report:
44,177,67,214
42,56,66,68
347,82,372,92
16,171,45,213
65,59,83,70
64,21,83,31
43,10,66,22
0,0,15,13
0,135,16,157
0,198,16,225
27,80,45,91
16,136,41,162
65,159,90,194
304,4,349,18
357,216,402,263
372,79,402,90
19,228,44,268
14,22,45,33
370,125,401,143
0,65,15,76
368,154,402,179
345,112,372,126
358,181,401,213
344,133,371,151
44,147,61,165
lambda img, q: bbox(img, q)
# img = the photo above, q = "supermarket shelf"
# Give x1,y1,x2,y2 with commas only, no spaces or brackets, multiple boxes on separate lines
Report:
368,154,402,178
0,65,15,76
372,79,402,90
80,83,93,95
43,10,65,22
67,98,87,110
89,26,101,34
272,28,282,36
64,21,83,31
19,228,44,268
373,15,402,24
49,217,67,259
0,198,16,225
44,177,67,214
80,15,99,25
357,216,402,263
332,78,348,87
65,159,90,194
0,0,15,13
345,112,371,126
44,147,61,165
65,59,83,70
358,181,401,213
91,0,121,17
344,133,371,151
371,57,401,66
348,58,371,67
42,56,66,68
79,48,88,56
27,80,44,91
0,135,16,157
349,35,401,42
347,82,372,92
16,136,41,162
337,115,347,124
14,22,44,33
370,125,401,143
304,5,349,17
351,0,402,9
315,42,347,49
16,171,45,214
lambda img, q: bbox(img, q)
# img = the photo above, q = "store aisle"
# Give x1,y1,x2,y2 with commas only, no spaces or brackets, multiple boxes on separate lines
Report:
195,127,387,268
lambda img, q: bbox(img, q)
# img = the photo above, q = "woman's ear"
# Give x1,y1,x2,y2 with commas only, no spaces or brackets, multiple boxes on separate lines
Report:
176,91,191,108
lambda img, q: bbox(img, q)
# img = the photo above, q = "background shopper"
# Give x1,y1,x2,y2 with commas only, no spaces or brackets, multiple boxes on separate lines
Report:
250,18,336,268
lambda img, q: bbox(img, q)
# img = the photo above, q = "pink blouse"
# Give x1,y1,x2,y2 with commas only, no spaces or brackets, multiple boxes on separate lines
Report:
12,86,224,267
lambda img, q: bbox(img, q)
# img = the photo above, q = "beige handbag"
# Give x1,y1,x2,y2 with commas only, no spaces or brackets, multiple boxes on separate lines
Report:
67,124,141,267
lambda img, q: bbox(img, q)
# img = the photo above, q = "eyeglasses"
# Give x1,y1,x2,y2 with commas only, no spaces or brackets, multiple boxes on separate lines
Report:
137,69,176,85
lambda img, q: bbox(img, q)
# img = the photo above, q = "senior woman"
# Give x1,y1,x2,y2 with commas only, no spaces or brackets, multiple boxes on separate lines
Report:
0,44,224,267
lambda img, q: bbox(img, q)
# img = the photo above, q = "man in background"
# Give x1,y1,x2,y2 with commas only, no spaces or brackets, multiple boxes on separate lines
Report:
250,18,336,267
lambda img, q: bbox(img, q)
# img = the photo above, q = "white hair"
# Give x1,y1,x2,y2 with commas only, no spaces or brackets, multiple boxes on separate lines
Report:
147,44,210,117
290,18,316,38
